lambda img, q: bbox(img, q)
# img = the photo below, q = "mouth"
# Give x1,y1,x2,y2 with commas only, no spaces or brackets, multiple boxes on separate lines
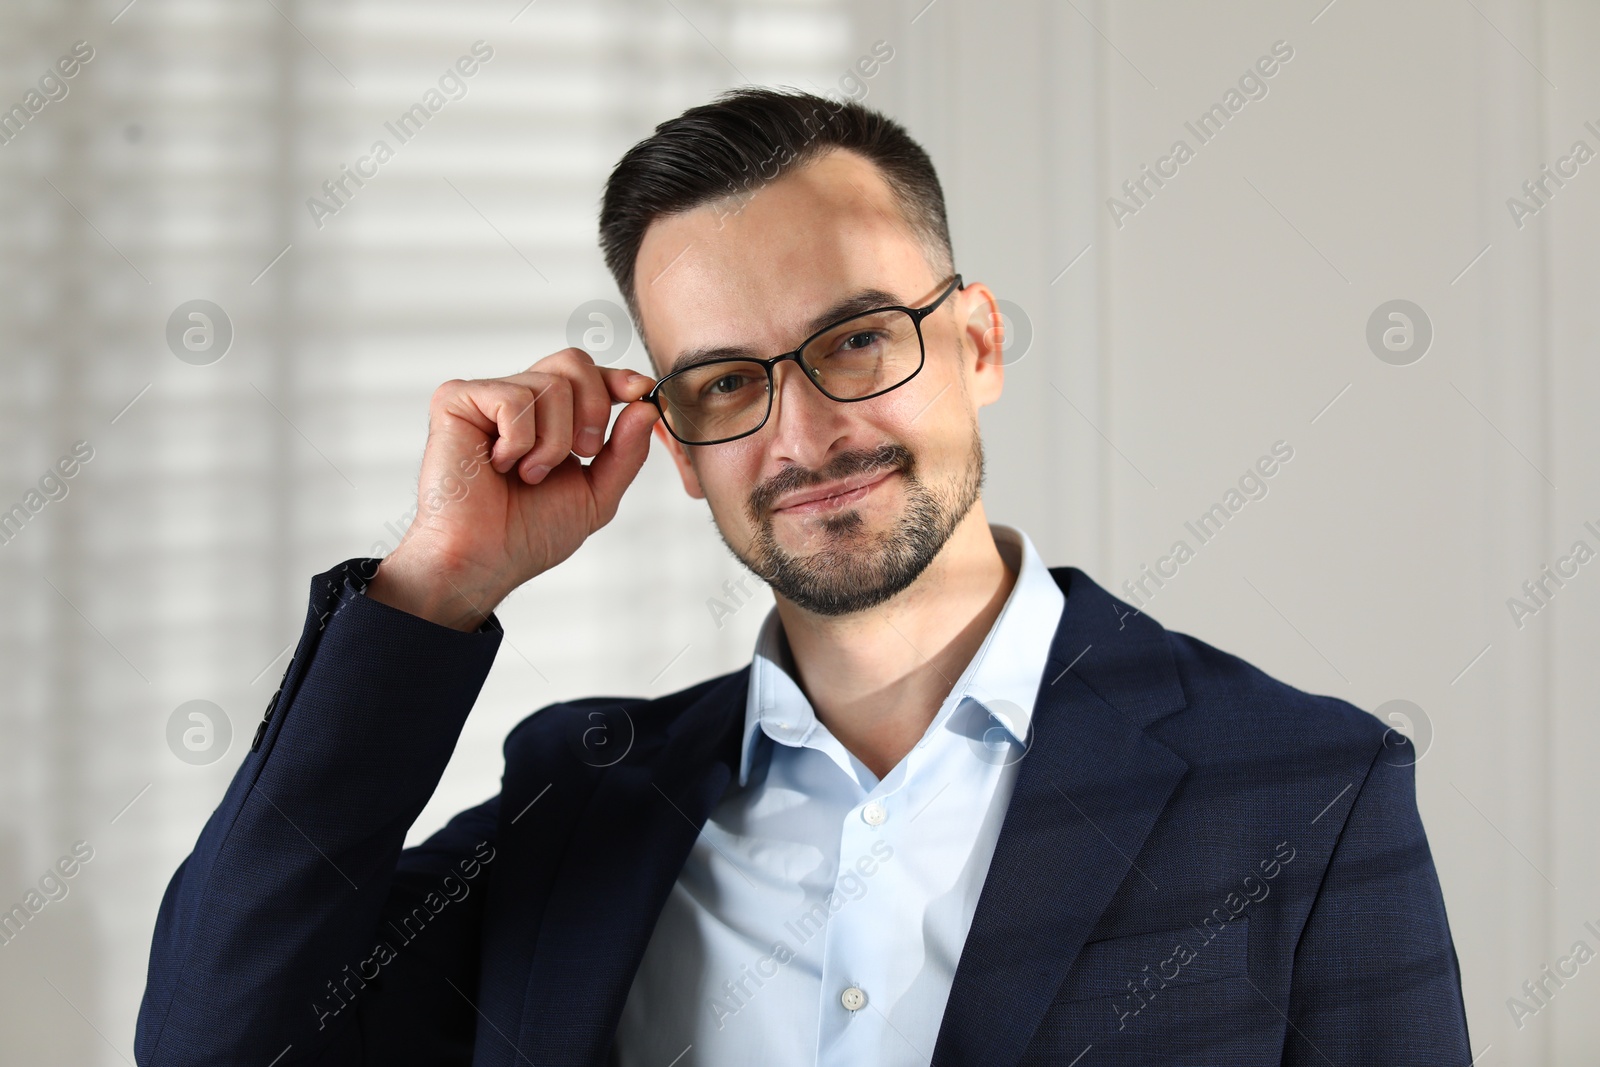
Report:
772,468,898,516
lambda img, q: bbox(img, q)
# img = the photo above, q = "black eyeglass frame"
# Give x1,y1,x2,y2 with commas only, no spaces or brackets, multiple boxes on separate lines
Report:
643,273,965,447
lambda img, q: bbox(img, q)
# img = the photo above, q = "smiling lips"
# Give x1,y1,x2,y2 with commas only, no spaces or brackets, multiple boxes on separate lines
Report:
773,469,898,515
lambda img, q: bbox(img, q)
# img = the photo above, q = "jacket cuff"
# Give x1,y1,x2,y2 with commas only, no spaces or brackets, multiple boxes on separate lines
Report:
248,556,504,757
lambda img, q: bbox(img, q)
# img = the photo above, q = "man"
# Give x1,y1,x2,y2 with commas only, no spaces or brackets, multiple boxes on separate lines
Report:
135,88,1471,1066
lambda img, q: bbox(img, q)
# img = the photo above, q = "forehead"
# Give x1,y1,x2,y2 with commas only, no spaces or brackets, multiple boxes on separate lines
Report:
633,148,933,372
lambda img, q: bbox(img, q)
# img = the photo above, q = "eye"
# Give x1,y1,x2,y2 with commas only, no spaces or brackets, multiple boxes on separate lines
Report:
833,330,884,355
700,371,759,399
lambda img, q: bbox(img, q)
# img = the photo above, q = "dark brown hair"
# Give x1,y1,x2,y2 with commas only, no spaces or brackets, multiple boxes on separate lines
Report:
598,86,953,347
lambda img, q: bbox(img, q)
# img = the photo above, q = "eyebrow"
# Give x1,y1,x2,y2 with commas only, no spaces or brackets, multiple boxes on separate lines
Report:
664,287,903,375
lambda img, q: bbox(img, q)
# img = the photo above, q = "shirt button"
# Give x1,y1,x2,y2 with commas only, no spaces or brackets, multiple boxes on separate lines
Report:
840,985,867,1012
861,801,887,826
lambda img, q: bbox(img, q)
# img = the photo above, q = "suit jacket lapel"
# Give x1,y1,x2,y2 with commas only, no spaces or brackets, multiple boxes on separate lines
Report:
930,567,1190,1067
507,670,749,1067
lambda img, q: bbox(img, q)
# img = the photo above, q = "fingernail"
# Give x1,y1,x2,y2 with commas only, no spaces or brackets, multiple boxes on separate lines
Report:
525,463,549,481
580,427,602,447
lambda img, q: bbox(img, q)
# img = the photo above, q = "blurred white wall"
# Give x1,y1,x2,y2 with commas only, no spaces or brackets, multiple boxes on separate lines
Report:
2,0,1596,1063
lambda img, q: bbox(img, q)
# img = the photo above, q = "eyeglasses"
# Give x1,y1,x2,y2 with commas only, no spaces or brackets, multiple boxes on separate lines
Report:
644,274,964,446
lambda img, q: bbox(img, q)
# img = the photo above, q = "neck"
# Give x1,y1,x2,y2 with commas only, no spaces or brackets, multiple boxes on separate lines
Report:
772,504,1016,781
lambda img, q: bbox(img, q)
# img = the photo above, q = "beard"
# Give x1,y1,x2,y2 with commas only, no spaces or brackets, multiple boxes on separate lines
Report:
723,427,985,617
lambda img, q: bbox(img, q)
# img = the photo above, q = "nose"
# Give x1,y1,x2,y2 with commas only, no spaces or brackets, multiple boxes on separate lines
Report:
764,355,848,466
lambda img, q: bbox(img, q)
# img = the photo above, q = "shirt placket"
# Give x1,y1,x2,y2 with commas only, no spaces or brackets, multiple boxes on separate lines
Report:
813,736,931,1066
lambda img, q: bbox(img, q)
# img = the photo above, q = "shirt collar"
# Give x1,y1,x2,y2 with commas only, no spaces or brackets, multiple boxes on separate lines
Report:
737,523,1066,787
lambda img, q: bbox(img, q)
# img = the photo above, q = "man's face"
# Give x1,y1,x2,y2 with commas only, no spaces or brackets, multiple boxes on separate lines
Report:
633,148,1005,616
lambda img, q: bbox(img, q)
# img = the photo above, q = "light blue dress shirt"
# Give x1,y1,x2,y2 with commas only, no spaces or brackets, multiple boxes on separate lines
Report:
616,524,1065,1067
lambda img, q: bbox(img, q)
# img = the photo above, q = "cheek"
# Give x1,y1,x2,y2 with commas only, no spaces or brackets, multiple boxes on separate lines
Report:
870,376,958,451
694,442,764,517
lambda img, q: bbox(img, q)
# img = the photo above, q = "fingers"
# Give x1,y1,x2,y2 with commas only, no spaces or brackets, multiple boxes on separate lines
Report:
512,350,655,460
565,355,612,460
598,365,656,404
586,397,661,523
512,348,643,457
515,376,573,481
430,377,554,482
428,378,514,473
432,352,660,491
505,357,655,483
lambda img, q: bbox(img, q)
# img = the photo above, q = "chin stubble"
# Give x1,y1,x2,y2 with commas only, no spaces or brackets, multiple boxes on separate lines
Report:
727,430,985,617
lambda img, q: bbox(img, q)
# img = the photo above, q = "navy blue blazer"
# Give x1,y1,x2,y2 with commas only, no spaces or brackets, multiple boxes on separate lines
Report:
135,556,1472,1065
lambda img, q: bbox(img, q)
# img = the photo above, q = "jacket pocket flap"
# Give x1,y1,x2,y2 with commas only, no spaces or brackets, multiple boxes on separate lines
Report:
1054,915,1249,1003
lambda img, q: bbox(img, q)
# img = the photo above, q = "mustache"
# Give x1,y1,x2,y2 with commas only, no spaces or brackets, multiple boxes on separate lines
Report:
747,443,913,518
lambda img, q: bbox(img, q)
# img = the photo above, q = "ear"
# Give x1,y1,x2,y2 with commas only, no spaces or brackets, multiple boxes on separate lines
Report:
652,419,706,499
955,280,1005,408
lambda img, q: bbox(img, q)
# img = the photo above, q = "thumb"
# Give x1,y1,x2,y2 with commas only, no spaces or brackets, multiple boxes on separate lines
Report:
586,400,659,522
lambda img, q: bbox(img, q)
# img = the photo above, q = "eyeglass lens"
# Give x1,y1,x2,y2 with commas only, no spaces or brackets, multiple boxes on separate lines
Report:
657,308,921,444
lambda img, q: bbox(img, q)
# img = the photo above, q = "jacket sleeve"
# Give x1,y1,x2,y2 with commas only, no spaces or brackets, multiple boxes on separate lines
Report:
1281,734,1473,1065
135,558,506,1066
